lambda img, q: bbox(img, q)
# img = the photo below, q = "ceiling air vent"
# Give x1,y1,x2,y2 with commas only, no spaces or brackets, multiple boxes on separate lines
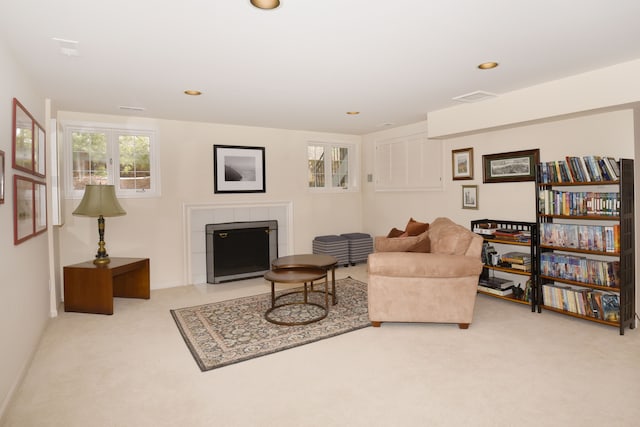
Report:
452,90,497,103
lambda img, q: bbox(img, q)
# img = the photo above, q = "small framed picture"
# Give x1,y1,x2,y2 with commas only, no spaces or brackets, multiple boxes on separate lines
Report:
213,145,266,193
452,147,473,180
462,185,478,209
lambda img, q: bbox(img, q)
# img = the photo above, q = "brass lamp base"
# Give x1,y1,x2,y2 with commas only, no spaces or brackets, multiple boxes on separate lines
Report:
93,257,111,265
93,215,111,265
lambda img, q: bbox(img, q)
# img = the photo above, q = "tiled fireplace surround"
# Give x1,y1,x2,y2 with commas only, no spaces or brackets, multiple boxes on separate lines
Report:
184,202,293,284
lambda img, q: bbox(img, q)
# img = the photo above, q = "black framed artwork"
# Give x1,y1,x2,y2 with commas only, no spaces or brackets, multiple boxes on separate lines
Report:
213,145,266,193
482,149,540,183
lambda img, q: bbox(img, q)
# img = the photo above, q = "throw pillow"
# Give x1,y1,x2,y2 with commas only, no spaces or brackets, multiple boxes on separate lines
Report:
407,235,431,252
405,218,429,236
386,227,405,238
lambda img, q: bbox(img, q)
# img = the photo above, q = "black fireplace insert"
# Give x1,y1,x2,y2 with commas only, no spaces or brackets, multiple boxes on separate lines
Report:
205,220,278,283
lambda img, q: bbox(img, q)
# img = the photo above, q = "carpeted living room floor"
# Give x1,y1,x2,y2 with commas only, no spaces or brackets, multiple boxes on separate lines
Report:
2,264,640,427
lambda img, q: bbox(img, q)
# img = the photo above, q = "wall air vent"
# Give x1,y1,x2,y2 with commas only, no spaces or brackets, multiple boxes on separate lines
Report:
452,90,497,103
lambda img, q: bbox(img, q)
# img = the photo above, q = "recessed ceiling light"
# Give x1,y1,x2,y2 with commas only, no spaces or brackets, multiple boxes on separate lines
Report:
478,62,499,70
184,90,202,96
251,0,280,9
346,111,360,115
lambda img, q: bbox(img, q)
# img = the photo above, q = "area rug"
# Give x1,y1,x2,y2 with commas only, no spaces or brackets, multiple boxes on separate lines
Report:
170,276,369,371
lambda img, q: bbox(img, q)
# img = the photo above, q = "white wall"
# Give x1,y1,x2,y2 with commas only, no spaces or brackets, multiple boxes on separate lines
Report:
0,40,50,416
362,110,635,235
55,112,363,289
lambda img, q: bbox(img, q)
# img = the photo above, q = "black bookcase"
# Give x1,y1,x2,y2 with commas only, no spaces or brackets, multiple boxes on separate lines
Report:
535,158,635,334
471,219,538,312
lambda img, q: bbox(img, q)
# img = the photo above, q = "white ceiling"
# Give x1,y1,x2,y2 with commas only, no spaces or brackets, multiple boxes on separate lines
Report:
2,0,640,135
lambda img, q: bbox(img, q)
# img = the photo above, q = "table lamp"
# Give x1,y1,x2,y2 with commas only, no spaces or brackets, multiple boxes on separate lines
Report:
72,185,126,265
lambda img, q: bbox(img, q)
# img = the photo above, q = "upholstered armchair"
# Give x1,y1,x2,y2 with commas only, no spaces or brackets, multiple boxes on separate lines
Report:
367,217,484,329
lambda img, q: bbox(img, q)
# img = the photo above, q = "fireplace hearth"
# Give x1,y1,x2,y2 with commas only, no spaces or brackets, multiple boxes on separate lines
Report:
206,220,278,283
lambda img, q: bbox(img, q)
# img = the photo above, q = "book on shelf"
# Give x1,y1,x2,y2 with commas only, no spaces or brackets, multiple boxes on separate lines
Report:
601,293,620,322
478,276,514,290
491,229,531,242
500,251,532,264
477,284,513,296
509,263,531,272
473,227,498,236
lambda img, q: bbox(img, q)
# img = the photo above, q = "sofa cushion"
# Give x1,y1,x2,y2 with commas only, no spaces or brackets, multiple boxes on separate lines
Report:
374,229,429,252
386,227,405,238
405,218,429,236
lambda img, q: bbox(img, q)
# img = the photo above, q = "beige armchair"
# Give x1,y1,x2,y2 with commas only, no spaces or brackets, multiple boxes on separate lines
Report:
367,217,484,329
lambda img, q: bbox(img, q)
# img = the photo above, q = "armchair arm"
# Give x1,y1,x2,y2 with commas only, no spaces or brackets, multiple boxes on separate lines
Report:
368,252,483,278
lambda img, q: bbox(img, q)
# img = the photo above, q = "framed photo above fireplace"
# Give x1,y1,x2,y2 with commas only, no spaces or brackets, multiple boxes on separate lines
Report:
213,145,266,193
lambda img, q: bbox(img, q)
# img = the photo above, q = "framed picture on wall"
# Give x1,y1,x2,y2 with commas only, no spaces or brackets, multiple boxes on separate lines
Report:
12,98,46,178
482,149,540,183
34,181,47,235
0,150,5,204
213,145,266,193
452,147,473,180
462,185,478,209
14,175,35,244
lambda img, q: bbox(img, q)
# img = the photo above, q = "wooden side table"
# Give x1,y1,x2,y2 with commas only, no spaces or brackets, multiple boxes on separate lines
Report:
63,257,150,315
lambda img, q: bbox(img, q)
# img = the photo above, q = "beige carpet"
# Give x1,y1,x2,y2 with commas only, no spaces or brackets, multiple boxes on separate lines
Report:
3,264,640,427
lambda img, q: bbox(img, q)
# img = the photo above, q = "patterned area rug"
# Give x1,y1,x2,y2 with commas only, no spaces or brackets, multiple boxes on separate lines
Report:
171,277,369,371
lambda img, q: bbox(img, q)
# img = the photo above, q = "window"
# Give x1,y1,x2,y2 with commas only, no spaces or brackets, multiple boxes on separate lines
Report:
374,133,443,191
307,142,358,191
64,123,159,198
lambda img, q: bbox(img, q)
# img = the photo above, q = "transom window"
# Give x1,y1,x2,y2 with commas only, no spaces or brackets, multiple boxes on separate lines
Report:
307,142,358,191
64,124,159,198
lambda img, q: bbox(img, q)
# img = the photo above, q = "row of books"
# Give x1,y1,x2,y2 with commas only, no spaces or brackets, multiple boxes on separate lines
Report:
540,223,620,253
538,190,620,216
542,284,620,322
539,252,620,288
473,228,531,243
538,156,620,183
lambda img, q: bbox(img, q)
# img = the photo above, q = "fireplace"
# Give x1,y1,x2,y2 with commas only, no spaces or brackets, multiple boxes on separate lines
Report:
206,220,278,284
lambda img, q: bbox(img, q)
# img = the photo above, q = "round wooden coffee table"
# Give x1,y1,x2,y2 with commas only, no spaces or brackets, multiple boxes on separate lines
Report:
271,254,338,304
263,268,329,326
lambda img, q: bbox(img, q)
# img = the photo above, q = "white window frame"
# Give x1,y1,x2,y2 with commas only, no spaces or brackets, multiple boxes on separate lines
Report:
307,140,359,192
62,121,161,199
374,133,443,192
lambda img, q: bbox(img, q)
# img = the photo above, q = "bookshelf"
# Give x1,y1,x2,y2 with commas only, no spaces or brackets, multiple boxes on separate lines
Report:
471,219,538,312
536,157,635,335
